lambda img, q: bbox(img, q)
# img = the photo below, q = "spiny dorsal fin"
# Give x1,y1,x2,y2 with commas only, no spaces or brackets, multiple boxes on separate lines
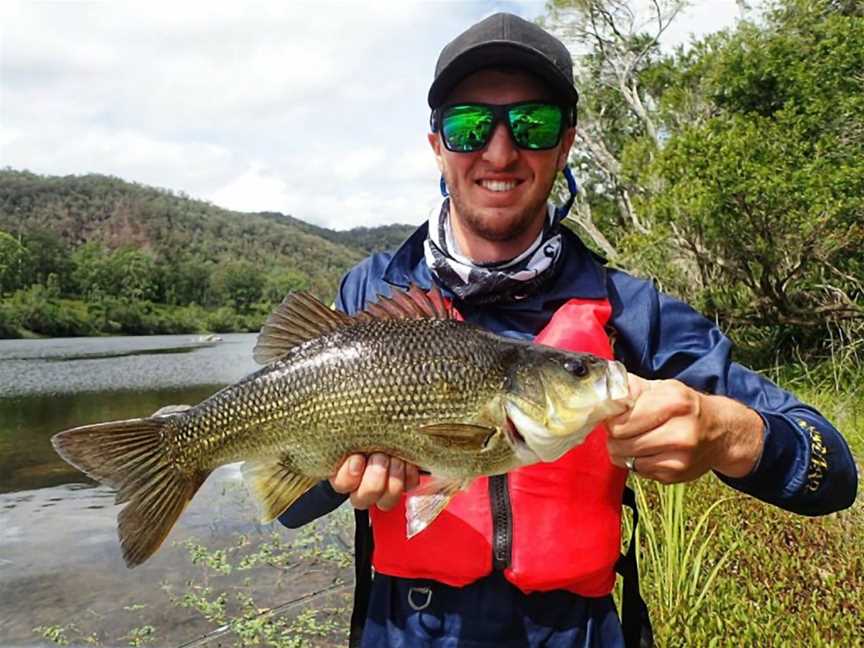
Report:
254,284,454,365
253,292,353,365
355,283,455,323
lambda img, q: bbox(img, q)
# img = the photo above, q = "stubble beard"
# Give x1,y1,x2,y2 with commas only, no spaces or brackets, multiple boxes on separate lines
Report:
447,173,556,244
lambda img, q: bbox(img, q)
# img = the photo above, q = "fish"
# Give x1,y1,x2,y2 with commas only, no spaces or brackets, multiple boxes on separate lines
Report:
52,284,631,568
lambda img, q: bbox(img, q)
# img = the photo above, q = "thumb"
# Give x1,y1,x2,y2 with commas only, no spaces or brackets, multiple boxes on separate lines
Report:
626,372,649,401
609,373,649,428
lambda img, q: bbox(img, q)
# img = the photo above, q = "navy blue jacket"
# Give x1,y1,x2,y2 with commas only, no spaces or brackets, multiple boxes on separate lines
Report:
280,223,858,647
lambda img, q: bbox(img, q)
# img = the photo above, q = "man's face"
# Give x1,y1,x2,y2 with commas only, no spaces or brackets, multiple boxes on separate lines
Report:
428,68,576,253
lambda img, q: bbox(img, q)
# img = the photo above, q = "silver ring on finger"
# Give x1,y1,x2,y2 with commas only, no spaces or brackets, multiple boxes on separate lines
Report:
624,456,637,473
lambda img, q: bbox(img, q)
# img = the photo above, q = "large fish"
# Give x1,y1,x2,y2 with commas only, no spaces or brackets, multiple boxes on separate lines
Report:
52,285,631,567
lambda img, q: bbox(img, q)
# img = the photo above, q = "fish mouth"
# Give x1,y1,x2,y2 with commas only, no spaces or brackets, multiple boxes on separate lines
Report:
505,415,525,444
594,360,630,404
503,414,539,463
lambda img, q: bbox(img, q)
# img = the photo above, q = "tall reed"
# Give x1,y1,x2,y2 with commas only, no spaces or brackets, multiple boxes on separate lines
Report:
622,478,740,626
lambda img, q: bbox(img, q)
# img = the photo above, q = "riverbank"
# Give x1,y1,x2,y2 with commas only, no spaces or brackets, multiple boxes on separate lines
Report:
0,290,267,340
0,469,353,647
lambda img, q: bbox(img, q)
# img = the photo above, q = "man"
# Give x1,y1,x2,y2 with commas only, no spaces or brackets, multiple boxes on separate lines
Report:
280,13,858,647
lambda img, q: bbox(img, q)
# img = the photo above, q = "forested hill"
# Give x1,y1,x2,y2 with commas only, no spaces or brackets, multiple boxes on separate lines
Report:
0,169,417,295
0,169,417,337
256,211,418,258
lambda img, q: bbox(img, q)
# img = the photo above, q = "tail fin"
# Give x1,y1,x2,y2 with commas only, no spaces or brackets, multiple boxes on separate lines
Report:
52,417,208,568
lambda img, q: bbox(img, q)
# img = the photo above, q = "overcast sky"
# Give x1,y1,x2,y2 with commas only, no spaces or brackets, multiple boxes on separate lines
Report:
1,1,748,231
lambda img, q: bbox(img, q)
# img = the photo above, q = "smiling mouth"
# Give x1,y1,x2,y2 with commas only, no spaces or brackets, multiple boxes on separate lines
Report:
478,179,521,192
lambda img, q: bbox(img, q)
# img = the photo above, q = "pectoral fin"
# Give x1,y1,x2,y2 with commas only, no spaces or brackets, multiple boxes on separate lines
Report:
417,423,495,449
241,458,317,523
405,476,472,538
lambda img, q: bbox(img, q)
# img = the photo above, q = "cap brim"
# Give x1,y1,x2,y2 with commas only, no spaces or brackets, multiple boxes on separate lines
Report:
428,41,579,108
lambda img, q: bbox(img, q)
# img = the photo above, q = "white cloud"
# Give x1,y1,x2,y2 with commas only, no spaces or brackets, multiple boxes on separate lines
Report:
208,166,294,215
1,0,748,230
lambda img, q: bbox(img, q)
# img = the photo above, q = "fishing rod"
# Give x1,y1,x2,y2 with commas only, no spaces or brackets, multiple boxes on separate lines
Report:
173,580,351,648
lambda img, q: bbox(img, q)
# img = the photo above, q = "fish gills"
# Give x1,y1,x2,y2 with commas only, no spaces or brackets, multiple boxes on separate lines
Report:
52,417,209,567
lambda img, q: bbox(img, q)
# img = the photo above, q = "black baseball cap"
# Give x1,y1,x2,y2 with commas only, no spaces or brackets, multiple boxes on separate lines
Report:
428,12,579,109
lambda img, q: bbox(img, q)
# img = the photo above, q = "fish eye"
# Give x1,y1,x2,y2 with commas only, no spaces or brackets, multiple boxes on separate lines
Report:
564,360,589,378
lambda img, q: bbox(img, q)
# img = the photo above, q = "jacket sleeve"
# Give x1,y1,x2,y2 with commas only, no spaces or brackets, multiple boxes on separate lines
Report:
607,270,858,516
278,257,389,529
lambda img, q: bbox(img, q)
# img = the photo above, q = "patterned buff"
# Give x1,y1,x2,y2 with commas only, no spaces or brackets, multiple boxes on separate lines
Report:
423,198,564,305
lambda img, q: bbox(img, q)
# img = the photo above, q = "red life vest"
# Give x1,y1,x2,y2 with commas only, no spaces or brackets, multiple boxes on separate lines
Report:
369,298,627,596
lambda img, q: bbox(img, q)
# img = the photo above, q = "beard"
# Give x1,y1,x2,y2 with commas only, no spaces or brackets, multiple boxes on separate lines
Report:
445,172,556,244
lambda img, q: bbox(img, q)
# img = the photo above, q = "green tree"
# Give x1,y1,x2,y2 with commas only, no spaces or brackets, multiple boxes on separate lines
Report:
0,229,31,294
111,247,159,301
210,261,265,313
20,229,74,294
543,0,863,356
70,242,115,300
263,268,310,305
644,0,864,352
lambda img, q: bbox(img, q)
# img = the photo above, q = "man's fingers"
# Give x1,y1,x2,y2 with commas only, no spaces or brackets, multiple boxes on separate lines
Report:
607,419,695,459
330,454,366,494
331,453,421,509
625,451,692,484
376,458,406,511
405,462,421,492
608,379,693,440
350,453,390,509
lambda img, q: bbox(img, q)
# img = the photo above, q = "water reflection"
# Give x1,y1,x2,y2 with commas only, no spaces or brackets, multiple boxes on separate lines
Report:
0,334,351,647
0,333,258,494
0,386,225,493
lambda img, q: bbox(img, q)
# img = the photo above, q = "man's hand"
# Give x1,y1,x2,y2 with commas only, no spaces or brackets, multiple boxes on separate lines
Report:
606,374,765,484
330,453,421,511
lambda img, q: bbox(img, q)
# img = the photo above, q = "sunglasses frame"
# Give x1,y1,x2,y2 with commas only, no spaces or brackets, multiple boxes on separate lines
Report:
431,101,572,153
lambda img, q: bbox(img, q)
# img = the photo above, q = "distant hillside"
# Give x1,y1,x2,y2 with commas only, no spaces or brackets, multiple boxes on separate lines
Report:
0,169,416,300
257,212,417,258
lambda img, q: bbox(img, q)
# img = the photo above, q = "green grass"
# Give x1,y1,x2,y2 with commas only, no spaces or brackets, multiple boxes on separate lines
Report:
625,357,864,646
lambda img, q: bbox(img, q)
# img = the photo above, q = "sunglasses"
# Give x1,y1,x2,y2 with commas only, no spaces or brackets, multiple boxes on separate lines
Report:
432,102,569,153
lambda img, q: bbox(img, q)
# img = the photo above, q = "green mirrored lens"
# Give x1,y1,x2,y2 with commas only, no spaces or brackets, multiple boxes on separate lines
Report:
508,103,563,150
442,105,494,152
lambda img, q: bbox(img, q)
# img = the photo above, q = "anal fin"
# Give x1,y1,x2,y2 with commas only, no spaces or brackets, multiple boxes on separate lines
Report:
242,458,317,523
405,476,472,538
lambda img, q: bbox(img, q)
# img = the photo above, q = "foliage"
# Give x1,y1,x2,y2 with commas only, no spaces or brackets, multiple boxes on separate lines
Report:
0,229,31,294
0,169,412,338
642,1,864,355
612,356,864,647
628,481,740,623
167,521,354,647
545,0,864,360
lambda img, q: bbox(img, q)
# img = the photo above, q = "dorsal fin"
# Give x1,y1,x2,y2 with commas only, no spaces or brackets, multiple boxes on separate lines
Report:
253,283,454,365
253,292,353,365
354,283,455,323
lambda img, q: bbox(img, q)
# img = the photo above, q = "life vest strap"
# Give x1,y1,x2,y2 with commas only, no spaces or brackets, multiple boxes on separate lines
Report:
616,486,654,648
349,508,373,648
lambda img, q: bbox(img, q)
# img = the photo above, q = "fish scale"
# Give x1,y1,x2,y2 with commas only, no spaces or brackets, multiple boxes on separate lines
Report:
170,318,514,477
51,285,630,567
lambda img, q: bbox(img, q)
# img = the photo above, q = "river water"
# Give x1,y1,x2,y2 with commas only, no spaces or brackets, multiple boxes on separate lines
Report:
0,335,350,647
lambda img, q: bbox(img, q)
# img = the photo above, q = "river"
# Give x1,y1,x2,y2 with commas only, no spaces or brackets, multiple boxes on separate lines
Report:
0,335,350,647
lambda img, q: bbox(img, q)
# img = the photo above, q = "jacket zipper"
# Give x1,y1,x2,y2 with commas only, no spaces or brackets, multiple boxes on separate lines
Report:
489,474,512,570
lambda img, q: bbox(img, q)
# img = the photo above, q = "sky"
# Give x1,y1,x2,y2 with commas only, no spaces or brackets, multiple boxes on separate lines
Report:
1,1,748,231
